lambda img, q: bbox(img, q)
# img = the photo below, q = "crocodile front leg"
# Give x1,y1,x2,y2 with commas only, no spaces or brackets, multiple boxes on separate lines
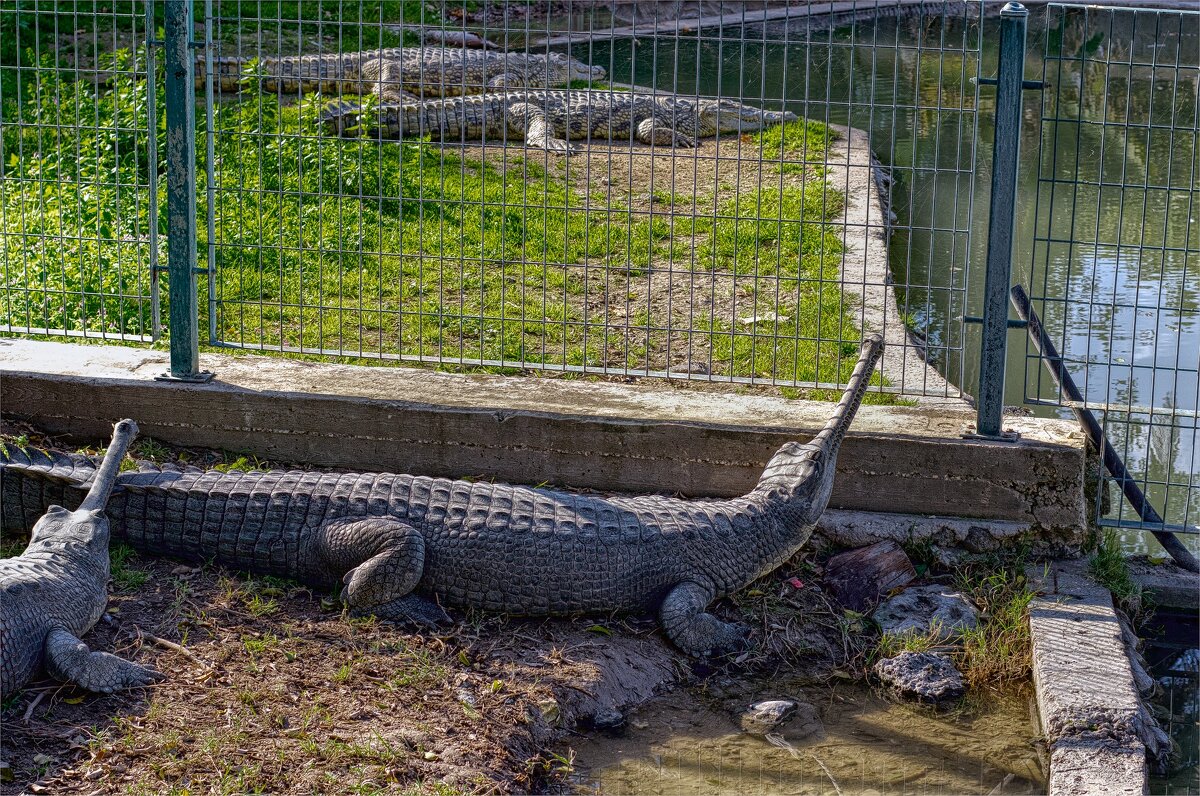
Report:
315,518,449,627
44,627,163,693
660,580,749,657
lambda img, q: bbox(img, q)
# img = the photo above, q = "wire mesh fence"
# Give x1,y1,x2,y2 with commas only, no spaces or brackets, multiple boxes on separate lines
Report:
0,1,162,342
193,0,978,398
1023,3,1199,540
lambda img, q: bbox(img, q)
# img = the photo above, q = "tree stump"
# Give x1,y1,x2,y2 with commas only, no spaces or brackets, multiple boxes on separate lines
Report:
823,539,916,612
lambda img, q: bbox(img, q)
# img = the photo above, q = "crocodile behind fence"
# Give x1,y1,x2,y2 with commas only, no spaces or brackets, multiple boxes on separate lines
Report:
322,89,798,151
196,46,606,101
1,336,882,656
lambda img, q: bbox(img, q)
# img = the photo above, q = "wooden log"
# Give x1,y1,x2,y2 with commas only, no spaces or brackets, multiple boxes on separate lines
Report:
823,540,916,612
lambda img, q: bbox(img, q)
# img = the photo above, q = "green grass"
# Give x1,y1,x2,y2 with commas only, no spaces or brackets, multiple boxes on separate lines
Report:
1089,531,1143,611
1,52,882,391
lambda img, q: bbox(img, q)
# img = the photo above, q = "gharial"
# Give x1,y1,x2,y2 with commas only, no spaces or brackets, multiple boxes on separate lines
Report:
0,419,162,700
321,89,798,151
196,46,606,102
0,337,883,657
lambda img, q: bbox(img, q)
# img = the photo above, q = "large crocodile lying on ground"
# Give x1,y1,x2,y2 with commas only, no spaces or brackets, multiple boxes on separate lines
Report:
1,337,882,656
322,89,798,151
1,420,162,699
198,46,605,101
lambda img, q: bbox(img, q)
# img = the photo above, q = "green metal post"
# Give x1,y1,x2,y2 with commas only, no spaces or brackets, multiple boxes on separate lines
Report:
975,2,1027,438
160,0,211,381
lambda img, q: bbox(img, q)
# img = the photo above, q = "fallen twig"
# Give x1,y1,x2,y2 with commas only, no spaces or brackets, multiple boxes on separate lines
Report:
138,630,211,669
22,690,47,723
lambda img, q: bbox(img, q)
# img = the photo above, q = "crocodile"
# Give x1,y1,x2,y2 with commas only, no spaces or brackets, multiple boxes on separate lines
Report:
197,47,606,102
1,420,163,699
322,89,798,152
1,336,882,656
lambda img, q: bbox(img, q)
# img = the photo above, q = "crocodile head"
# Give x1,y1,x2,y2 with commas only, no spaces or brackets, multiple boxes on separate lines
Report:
694,99,797,134
535,52,607,85
27,504,112,561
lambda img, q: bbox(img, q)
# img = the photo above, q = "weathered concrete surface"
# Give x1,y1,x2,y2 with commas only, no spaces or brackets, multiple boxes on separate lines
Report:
872,585,979,640
1126,555,1200,611
0,339,1086,541
1028,560,1161,796
827,123,962,405
815,510,1043,562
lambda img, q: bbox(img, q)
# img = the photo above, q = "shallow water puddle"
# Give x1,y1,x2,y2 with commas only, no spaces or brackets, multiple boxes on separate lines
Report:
567,683,1045,795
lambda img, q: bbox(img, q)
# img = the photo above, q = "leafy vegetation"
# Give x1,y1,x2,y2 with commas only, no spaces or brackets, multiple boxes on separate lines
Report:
1088,530,1143,612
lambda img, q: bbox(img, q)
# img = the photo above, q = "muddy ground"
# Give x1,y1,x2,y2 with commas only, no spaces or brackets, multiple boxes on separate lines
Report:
0,420,870,795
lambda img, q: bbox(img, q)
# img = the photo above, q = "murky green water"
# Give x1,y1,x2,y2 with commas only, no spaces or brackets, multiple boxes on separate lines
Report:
567,683,1045,796
581,7,1198,554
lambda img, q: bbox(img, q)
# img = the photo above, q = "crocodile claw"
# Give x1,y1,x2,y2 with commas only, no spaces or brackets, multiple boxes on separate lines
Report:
353,593,452,629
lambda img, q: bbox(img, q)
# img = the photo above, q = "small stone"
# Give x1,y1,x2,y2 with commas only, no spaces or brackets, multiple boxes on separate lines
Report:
456,688,476,708
32,754,54,766
874,651,965,702
170,565,195,575
872,585,979,641
739,700,797,735
537,698,560,726
85,769,104,781
422,751,439,761
778,701,825,741
591,708,625,733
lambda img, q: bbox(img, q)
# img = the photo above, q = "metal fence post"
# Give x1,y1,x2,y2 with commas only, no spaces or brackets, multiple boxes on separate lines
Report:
974,1,1028,438
160,0,212,381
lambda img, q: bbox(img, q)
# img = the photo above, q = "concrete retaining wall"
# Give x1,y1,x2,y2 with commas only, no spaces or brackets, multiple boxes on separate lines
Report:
1,339,1088,550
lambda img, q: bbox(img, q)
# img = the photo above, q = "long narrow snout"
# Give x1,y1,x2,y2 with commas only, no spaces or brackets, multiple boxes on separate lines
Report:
78,419,139,512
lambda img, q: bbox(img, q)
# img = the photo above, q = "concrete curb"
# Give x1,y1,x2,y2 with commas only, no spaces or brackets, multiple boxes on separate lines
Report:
0,339,1089,547
1027,560,1161,796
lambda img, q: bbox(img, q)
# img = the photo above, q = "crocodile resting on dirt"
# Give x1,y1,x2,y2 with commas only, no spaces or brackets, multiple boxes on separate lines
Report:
323,89,798,151
1,420,162,699
1,337,882,656
198,46,605,101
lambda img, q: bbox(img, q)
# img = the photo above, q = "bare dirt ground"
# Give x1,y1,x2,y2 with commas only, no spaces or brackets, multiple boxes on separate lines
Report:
0,420,870,795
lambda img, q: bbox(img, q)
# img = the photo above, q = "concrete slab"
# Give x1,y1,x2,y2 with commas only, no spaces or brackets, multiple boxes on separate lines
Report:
1028,560,1156,796
0,338,1087,547
1126,556,1200,612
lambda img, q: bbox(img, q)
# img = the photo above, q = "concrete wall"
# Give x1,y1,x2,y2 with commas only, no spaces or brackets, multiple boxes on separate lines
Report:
0,339,1088,547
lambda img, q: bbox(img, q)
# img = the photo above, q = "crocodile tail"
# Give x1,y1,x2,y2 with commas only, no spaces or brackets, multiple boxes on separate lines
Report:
0,443,97,533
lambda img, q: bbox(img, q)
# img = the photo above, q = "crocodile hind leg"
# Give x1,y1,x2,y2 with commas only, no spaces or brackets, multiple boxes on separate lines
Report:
504,102,577,153
315,517,449,627
635,118,698,148
659,581,750,657
44,628,163,693
359,59,421,103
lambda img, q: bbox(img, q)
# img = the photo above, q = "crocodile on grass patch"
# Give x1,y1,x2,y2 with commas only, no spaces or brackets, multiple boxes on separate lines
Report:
0,419,163,700
1,337,883,657
197,46,605,102
321,89,797,151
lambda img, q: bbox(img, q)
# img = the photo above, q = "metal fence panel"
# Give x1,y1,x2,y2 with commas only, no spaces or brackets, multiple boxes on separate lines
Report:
1026,4,1199,538
196,1,978,398
0,1,160,342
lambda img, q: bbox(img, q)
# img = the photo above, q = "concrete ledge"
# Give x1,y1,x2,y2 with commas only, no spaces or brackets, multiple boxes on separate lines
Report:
1,339,1086,543
1028,561,1155,796
1127,556,1200,612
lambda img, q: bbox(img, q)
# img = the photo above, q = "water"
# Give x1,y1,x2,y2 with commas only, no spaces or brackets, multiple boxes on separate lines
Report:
579,6,1198,554
1145,610,1200,795
568,683,1045,795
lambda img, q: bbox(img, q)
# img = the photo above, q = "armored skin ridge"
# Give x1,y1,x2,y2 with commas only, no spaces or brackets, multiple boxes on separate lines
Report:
1,420,163,699
321,89,799,152
1,337,883,656
197,46,605,101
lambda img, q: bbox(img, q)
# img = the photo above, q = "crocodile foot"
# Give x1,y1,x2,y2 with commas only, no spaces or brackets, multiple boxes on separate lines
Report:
44,628,164,693
352,592,451,629
660,580,754,657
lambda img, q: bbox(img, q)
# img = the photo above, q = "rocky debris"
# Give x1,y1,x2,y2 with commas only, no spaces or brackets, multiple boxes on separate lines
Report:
872,585,979,640
873,651,965,703
823,540,917,611
776,700,824,742
739,700,797,735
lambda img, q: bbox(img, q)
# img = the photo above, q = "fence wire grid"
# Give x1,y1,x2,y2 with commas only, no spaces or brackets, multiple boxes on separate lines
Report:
1025,3,1199,538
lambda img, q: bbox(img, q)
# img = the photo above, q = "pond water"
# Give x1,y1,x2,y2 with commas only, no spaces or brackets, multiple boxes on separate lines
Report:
567,683,1045,795
581,7,1198,556
1145,610,1200,795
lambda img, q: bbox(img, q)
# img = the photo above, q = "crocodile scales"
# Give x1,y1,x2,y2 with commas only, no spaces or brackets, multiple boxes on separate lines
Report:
1,337,883,656
322,89,798,151
198,46,605,101
1,420,162,699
